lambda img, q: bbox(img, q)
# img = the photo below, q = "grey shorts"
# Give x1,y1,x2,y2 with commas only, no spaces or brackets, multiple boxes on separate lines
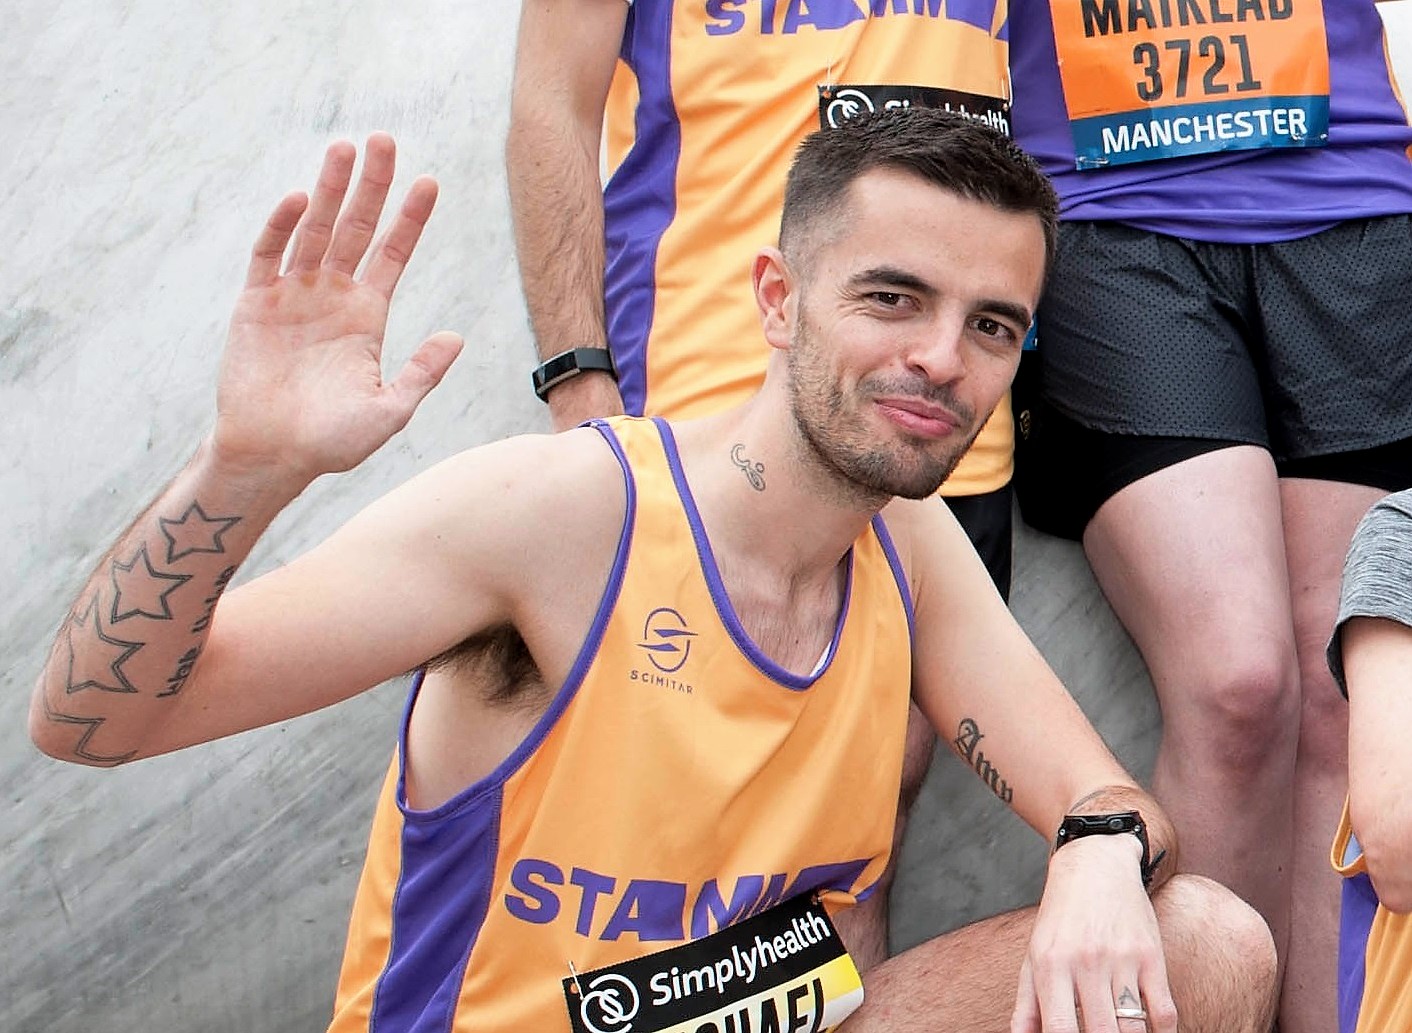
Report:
1036,215,1412,460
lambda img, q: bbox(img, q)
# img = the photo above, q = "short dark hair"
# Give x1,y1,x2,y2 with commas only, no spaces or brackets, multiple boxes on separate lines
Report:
780,108,1058,271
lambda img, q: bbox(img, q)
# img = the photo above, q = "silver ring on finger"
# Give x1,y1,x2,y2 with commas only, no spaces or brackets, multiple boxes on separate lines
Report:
1114,1006,1148,1021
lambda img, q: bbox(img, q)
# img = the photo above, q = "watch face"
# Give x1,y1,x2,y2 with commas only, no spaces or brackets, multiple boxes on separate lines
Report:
1057,811,1142,843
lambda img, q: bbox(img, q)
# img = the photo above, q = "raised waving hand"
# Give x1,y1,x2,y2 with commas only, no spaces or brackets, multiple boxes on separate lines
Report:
31,135,462,767
216,133,462,483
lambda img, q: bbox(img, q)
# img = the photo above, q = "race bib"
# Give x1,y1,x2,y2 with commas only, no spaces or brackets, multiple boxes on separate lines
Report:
564,893,863,1033
820,84,1011,137
1050,0,1330,168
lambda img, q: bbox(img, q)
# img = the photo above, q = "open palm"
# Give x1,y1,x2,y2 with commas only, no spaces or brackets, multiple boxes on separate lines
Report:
216,134,462,481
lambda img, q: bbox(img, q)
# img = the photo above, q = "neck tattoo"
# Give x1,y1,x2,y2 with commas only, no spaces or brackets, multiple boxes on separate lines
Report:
730,444,766,492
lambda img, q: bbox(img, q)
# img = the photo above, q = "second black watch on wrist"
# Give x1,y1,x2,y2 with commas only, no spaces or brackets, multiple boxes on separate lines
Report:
530,347,617,402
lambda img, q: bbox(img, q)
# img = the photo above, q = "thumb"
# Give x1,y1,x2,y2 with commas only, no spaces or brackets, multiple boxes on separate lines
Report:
383,330,464,426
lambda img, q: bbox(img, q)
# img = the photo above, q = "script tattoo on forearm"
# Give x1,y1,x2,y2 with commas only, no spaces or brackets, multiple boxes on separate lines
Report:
730,444,766,492
953,717,1014,804
161,564,236,698
47,498,245,758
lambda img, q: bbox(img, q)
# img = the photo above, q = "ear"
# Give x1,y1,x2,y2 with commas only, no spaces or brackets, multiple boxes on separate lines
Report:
752,247,796,352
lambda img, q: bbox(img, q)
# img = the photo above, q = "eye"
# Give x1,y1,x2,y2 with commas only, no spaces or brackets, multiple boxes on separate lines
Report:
972,316,1017,341
866,290,923,314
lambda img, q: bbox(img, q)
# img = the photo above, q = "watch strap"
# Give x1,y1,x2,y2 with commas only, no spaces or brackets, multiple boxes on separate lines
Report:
531,347,617,402
1053,810,1165,888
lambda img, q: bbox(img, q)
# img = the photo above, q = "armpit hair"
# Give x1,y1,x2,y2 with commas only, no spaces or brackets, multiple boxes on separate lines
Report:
423,623,546,710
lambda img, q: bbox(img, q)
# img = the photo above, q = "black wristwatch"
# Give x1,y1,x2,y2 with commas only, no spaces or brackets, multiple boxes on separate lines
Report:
1053,811,1166,889
531,347,617,402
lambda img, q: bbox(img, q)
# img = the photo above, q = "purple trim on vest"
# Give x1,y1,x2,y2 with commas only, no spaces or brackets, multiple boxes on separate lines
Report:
651,417,854,691
870,513,915,646
370,736,502,1033
603,0,681,415
1339,870,1379,1033
367,423,639,1030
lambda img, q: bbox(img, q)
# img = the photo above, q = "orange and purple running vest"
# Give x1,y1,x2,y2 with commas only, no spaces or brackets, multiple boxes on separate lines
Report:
328,416,915,1032
602,0,1014,494
1334,800,1412,1033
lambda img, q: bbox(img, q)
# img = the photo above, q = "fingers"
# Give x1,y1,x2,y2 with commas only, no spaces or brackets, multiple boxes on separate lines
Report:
324,132,397,275
1010,958,1041,1033
1136,957,1178,1033
252,135,435,291
363,175,439,298
383,331,465,428
1033,962,1082,1033
246,192,309,288
287,140,358,273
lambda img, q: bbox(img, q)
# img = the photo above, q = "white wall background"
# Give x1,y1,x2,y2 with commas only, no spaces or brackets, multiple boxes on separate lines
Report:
10,1,1404,1029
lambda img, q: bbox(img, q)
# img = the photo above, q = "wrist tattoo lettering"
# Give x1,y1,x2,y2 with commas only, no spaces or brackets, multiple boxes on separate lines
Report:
110,545,191,622
953,717,1014,804
162,646,202,698
162,566,236,697
730,444,766,492
189,566,237,635
159,502,241,564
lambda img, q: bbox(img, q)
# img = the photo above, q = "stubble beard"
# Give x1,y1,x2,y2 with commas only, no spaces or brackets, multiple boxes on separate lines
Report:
785,319,979,504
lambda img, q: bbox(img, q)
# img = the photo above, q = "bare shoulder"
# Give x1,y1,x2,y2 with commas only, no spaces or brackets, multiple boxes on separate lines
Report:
876,495,985,603
289,424,631,657
363,426,628,559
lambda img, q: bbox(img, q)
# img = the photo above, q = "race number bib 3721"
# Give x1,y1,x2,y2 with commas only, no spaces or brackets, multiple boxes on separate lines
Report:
563,893,863,1033
1050,0,1330,169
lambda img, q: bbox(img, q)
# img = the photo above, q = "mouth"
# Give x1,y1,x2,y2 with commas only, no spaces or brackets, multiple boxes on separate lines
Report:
874,397,962,439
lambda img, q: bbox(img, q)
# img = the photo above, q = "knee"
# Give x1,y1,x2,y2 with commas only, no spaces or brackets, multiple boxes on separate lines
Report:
1163,653,1300,771
1156,874,1278,1033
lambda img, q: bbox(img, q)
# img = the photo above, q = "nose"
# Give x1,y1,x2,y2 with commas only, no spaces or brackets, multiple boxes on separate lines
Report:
903,318,967,387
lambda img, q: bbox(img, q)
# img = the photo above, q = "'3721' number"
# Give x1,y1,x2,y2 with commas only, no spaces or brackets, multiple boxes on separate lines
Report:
1133,34,1262,101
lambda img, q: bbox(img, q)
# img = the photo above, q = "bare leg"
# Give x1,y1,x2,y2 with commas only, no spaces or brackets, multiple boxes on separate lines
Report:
843,874,1277,1032
1081,447,1300,963
1277,478,1384,1033
835,700,936,970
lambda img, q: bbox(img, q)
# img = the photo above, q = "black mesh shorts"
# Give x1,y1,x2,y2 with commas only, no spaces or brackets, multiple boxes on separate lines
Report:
1014,216,1412,538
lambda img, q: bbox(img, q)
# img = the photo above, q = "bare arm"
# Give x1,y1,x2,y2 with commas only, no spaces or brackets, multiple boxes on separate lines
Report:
505,0,629,430
30,136,469,765
1326,490,1412,910
897,498,1179,1032
1344,617,1412,911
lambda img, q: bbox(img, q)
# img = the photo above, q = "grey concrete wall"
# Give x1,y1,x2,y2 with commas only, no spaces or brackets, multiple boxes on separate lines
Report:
28,0,1412,1029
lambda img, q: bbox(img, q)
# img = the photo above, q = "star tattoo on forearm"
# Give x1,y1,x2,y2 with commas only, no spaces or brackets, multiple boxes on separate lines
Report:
159,502,241,564
110,545,191,622
64,596,142,695
41,693,136,766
